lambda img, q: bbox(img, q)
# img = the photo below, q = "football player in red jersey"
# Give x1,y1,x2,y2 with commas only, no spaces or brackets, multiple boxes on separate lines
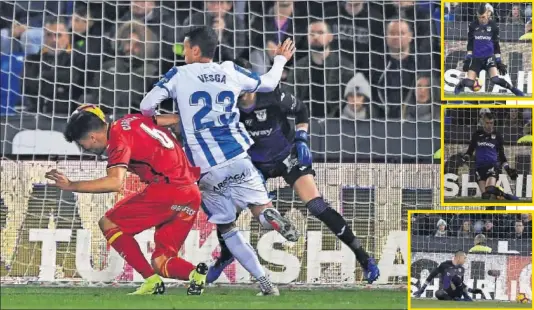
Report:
45,105,207,296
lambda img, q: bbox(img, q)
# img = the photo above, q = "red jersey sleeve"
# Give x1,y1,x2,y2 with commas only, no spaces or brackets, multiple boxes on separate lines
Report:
106,129,132,169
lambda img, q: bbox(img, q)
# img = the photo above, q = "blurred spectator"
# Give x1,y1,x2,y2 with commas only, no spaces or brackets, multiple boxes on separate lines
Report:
284,20,355,118
482,220,498,239
520,213,532,237
510,220,528,239
505,5,525,25
112,1,176,72
341,73,371,120
468,234,492,253
325,1,384,81
249,0,307,75
83,22,158,117
502,109,524,137
404,75,440,122
413,214,434,235
435,219,449,237
180,1,245,62
457,220,474,238
376,19,431,119
23,17,83,114
519,19,532,40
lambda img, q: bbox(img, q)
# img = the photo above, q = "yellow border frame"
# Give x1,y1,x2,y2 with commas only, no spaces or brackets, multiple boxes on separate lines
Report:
440,0,534,101
407,209,534,310
440,104,534,206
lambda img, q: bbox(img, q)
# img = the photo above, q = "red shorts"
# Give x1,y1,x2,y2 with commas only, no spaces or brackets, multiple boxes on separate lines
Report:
105,183,201,259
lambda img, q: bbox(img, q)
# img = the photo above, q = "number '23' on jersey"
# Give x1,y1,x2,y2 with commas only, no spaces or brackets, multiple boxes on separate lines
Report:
156,62,261,172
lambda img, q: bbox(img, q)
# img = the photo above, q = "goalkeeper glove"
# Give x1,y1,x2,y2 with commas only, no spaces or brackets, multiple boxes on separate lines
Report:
413,284,427,298
462,54,472,72
495,57,508,75
504,166,518,180
468,288,483,295
461,153,470,163
294,130,312,167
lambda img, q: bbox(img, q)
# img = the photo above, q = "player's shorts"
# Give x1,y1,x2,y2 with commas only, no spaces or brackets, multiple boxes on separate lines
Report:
105,183,201,259
475,165,501,182
467,56,496,75
254,151,315,187
199,156,271,224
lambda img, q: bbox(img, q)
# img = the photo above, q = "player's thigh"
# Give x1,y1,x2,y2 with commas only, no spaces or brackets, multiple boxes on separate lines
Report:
488,66,499,77
229,158,272,210
485,177,497,187
477,180,487,192
198,170,239,224
152,212,196,260
467,58,483,77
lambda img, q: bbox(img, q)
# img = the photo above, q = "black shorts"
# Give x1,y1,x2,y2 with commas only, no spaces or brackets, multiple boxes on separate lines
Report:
475,165,501,182
253,151,315,187
468,56,496,75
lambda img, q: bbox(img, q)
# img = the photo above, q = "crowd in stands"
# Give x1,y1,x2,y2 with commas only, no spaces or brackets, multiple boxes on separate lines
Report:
412,213,532,240
0,0,442,121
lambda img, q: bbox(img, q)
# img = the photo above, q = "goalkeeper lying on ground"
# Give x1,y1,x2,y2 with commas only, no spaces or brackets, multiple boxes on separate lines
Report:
413,251,483,301
454,4,525,96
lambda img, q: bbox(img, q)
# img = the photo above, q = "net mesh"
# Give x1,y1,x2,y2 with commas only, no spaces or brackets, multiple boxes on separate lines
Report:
443,2,532,96
410,212,532,302
443,107,533,203
0,1,528,286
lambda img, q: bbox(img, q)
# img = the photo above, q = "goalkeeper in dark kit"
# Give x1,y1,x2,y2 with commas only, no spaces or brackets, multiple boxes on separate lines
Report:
454,3,525,96
413,251,483,301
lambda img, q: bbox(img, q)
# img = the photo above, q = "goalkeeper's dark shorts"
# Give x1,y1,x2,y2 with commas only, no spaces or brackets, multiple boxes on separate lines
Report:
468,56,497,75
253,150,315,187
475,165,501,182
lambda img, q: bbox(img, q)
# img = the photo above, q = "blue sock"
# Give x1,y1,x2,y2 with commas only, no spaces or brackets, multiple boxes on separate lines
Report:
222,228,266,280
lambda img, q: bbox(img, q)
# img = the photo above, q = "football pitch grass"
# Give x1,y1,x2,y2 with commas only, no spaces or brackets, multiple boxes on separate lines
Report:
0,286,406,309
411,298,531,308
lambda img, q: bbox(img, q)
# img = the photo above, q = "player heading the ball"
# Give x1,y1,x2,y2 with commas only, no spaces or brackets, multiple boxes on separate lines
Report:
454,4,525,97
413,250,483,301
462,111,519,201
139,26,298,296
45,105,207,295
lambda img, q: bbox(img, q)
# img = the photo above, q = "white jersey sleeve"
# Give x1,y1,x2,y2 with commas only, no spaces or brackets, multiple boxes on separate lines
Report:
225,55,288,93
140,67,180,116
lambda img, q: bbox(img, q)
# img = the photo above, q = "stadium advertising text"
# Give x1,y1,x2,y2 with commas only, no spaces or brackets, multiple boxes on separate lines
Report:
444,172,532,198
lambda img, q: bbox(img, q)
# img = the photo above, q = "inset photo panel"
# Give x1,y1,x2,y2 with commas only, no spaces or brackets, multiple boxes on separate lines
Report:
441,104,534,206
441,1,533,101
407,210,533,309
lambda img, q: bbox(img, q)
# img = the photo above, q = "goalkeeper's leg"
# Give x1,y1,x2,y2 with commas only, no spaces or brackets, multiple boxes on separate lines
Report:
489,68,525,96
454,78,476,95
293,174,380,284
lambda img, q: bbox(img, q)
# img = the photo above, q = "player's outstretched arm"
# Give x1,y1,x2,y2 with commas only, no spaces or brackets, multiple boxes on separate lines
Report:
45,167,127,193
255,38,295,92
154,114,180,127
463,22,475,72
140,67,178,116
462,132,477,162
497,133,518,180
413,265,442,297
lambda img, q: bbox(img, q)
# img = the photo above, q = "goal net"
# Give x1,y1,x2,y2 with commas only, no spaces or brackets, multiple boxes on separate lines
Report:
443,106,533,203
442,2,532,97
410,212,532,302
0,0,517,287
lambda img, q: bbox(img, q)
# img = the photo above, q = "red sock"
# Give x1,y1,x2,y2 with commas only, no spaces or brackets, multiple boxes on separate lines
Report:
104,228,155,279
162,257,195,280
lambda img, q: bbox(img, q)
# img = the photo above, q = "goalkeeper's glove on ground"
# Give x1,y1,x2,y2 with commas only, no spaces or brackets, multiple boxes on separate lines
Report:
413,284,427,297
495,56,508,75
462,54,472,72
503,164,518,180
295,130,312,167
468,288,483,295
461,153,470,163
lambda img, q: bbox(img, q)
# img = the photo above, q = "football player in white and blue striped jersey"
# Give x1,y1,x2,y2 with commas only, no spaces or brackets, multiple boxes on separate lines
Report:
140,26,298,296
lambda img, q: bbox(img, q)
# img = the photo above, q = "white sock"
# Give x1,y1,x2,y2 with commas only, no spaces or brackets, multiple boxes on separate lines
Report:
222,228,266,280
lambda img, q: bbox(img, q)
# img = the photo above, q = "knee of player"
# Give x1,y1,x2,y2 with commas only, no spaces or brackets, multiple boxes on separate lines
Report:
98,216,117,233
305,197,330,216
217,222,236,235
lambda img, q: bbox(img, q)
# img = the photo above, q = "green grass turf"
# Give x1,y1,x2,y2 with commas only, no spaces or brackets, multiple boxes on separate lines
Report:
0,286,406,309
411,298,531,308
444,197,532,203
444,91,530,98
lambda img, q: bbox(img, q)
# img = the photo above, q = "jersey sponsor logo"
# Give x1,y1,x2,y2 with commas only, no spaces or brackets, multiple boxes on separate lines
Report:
477,141,495,148
474,35,492,40
170,204,196,216
248,128,273,137
254,109,267,121
197,74,227,84
212,172,247,193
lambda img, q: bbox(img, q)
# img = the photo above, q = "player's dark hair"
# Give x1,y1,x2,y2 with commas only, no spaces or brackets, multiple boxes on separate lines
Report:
233,57,252,70
482,112,495,120
477,3,487,16
64,111,106,143
74,5,89,18
185,26,218,59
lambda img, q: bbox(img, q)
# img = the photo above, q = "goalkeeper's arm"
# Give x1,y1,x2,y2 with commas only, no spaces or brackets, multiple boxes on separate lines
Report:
462,132,478,162
413,264,442,297
497,133,518,180
140,67,178,116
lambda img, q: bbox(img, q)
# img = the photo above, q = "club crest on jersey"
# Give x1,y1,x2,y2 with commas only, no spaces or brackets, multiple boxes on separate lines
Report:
491,134,496,139
486,26,491,32
254,109,267,122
